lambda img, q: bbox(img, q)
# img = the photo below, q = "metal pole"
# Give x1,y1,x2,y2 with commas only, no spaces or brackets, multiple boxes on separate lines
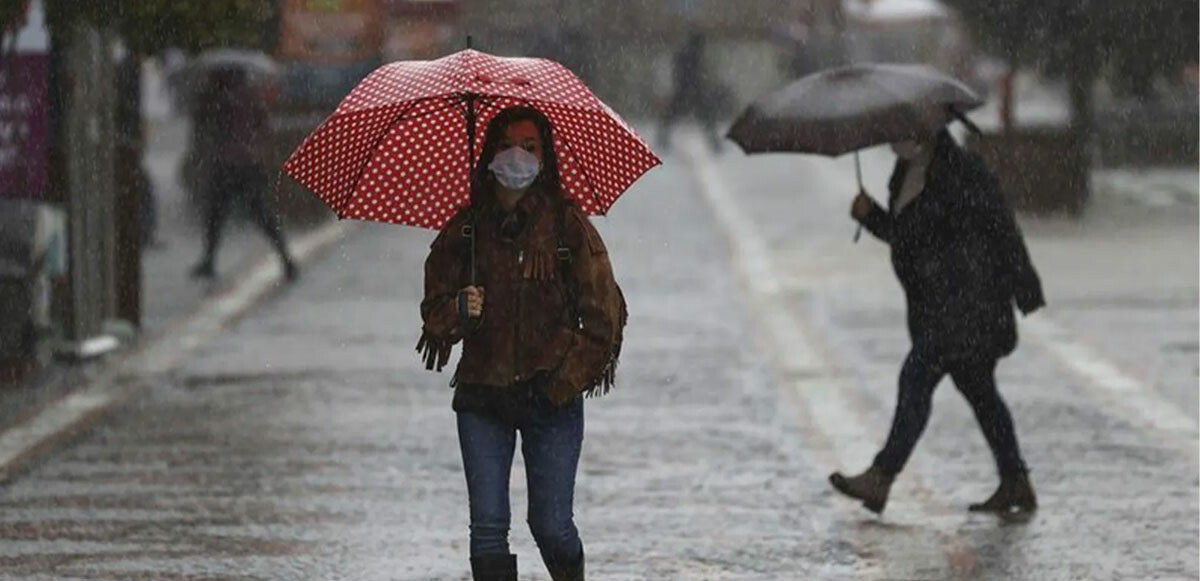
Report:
853,150,863,243
854,150,863,189
463,36,478,286
466,94,477,285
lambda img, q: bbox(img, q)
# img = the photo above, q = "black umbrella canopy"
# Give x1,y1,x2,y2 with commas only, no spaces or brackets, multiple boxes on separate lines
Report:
727,63,984,156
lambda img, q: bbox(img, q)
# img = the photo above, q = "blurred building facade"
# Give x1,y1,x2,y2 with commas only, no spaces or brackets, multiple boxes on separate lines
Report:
456,0,850,118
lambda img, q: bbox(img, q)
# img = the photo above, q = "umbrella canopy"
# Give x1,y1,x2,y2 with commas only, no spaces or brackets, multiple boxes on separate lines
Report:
193,48,281,77
168,49,279,110
727,63,983,156
283,48,660,230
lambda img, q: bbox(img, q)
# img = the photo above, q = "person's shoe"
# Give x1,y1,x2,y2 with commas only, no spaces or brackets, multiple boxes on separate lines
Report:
970,473,1037,515
189,261,215,279
283,259,300,283
829,466,894,514
470,553,517,581
547,546,585,581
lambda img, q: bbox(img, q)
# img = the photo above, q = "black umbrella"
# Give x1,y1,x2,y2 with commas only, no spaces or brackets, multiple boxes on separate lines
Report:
728,63,983,155
727,63,983,238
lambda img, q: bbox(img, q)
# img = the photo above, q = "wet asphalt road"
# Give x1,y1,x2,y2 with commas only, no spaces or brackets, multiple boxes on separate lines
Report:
0,134,1196,580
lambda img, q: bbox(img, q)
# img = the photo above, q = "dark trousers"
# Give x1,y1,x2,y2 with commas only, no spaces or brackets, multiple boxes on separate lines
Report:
457,394,584,569
873,350,1028,479
657,93,721,151
200,162,291,267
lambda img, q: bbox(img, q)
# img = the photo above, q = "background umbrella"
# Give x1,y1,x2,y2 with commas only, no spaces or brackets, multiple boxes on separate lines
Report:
726,63,983,239
192,48,280,77
283,43,660,283
168,48,280,111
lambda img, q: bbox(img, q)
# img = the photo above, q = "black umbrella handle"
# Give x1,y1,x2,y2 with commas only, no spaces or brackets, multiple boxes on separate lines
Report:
853,151,864,244
457,291,480,336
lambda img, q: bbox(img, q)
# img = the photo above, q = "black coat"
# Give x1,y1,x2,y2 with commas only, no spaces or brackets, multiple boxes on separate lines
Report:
857,131,1045,362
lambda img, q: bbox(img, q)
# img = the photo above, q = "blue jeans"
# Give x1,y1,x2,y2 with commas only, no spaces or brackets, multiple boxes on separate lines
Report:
457,393,584,568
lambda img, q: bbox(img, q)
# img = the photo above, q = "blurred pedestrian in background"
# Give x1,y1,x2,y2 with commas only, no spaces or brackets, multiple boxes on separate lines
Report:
657,32,724,153
831,128,1045,516
188,67,297,281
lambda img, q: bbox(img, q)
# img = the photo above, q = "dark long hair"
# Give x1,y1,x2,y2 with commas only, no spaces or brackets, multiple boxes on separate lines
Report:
471,105,562,205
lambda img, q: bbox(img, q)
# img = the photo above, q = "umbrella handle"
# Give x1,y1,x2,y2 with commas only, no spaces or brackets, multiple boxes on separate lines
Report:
854,150,863,189
853,151,864,243
457,291,481,335
458,292,471,332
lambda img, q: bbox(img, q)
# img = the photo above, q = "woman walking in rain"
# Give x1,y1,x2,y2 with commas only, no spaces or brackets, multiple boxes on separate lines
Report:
830,128,1045,516
419,106,626,581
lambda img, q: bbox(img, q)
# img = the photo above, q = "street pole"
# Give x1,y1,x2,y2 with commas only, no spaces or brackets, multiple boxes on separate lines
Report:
114,52,142,328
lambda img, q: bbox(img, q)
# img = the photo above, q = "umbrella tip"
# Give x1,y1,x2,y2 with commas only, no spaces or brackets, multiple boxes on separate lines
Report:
466,35,473,50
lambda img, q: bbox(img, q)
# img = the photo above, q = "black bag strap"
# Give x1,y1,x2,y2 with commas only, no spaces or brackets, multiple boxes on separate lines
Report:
554,199,579,325
457,209,481,335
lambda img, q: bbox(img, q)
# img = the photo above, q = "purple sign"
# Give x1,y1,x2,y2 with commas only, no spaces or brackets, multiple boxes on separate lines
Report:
0,0,50,200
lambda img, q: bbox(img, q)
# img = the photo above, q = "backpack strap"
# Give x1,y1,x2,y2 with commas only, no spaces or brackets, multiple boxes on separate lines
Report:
554,199,579,325
457,208,481,336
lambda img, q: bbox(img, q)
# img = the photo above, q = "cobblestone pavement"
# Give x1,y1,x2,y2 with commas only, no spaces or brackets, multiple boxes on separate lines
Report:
0,130,1195,580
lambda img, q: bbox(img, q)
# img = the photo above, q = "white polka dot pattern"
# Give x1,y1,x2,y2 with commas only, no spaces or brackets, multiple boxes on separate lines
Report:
283,49,662,229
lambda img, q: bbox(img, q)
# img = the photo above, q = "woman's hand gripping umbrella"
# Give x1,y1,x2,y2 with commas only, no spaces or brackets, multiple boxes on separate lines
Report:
730,63,1044,517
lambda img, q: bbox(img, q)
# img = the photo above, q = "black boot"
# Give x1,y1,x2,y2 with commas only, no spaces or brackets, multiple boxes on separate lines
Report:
970,472,1037,515
283,258,299,283
546,546,584,581
829,466,894,514
470,553,517,581
190,260,215,279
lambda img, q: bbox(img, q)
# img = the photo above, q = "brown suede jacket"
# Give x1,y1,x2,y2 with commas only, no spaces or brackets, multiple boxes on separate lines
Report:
418,188,626,405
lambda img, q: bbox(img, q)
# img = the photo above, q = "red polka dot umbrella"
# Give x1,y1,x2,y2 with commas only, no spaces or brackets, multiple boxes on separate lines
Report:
283,48,661,231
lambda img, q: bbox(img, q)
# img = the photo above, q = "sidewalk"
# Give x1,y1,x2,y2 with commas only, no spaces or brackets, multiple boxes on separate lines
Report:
0,115,318,432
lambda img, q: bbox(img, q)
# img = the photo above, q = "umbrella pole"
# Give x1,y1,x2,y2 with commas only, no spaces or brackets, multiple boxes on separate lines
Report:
853,151,863,243
466,95,478,285
463,35,478,286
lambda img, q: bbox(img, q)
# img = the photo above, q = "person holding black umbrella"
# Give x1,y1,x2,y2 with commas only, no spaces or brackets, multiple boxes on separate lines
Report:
728,63,1045,516
832,127,1045,516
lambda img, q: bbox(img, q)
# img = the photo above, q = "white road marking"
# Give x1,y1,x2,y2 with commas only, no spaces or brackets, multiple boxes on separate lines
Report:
680,137,875,467
1021,316,1198,435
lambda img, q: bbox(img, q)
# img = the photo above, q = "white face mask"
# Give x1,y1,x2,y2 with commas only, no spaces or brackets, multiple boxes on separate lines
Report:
890,140,923,160
488,147,542,191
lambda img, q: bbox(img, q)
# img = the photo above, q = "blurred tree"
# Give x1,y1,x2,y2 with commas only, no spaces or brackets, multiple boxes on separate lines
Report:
943,0,1199,134
0,0,27,35
36,0,277,53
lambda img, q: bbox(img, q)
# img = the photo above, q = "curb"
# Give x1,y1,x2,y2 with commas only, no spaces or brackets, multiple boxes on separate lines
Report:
0,219,358,482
